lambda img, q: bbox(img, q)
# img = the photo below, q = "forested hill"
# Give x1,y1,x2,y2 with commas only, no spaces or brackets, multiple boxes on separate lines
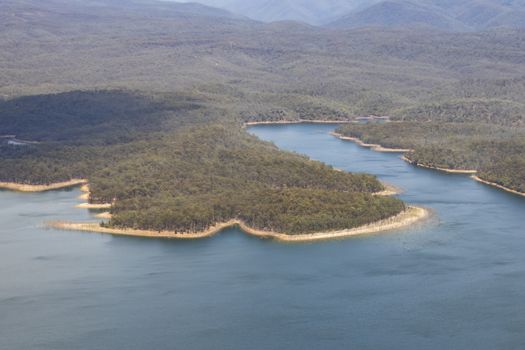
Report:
0,91,404,234
176,0,373,25
2,0,525,125
181,0,525,30
335,122,525,194
328,0,525,31
1,0,525,231
0,90,203,143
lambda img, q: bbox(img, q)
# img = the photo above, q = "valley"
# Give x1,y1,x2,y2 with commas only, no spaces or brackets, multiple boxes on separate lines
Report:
2,0,525,348
1,0,524,236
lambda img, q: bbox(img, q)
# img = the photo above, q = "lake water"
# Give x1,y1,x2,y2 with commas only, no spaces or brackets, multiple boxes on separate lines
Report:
1,124,524,349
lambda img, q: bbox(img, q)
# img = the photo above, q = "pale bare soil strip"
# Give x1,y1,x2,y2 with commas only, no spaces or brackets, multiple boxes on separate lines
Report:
330,131,521,198
78,192,89,200
95,212,113,219
0,179,112,207
0,179,88,192
48,220,243,240
374,189,399,196
471,176,525,197
47,206,428,242
401,156,478,174
240,206,428,242
374,182,402,196
76,202,112,209
74,183,114,208
331,132,413,153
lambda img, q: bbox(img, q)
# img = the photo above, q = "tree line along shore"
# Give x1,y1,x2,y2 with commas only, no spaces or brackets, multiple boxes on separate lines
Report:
2,0,525,238
0,179,88,192
334,122,525,196
1,147,420,241
1,91,521,241
0,91,425,239
0,169,427,241
48,206,428,242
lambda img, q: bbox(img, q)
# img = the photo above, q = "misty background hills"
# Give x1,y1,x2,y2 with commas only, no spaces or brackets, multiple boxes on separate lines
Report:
175,0,376,25
176,0,525,30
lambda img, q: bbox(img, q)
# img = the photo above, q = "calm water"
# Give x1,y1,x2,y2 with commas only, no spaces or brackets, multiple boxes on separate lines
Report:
1,124,524,350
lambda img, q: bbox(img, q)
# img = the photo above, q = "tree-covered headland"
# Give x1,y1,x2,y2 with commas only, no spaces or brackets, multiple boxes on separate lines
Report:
0,91,405,234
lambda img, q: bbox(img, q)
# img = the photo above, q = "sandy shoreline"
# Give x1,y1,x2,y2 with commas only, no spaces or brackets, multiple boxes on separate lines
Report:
471,176,525,197
402,157,525,196
76,202,112,209
0,179,88,192
78,192,90,200
330,131,521,197
329,131,523,198
374,182,402,196
73,183,113,208
401,156,478,174
239,206,428,242
49,220,247,240
95,212,113,219
331,132,413,153
331,133,474,174
47,206,428,242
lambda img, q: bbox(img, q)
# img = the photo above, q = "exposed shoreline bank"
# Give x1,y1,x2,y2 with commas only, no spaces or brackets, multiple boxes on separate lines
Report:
328,130,523,197
95,212,113,219
47,206,428,242
330,131,479,174
0,179,114,207
75,183,113,208
0,179,88,192
48,220,240,240
76,202,112,209
401,156,478,174
471,175,525,198
238,206,429,242
330,132,413,153
331,131,523,197
374,182,402,196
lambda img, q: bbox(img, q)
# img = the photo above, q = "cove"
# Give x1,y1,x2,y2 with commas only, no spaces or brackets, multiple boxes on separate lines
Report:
1,123,524,349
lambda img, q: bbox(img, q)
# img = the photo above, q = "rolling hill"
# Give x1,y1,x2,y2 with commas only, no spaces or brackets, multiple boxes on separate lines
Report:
1,0,524,196
175,0,525,30
328,0,525,30
174,0,378,25
329,1,467,30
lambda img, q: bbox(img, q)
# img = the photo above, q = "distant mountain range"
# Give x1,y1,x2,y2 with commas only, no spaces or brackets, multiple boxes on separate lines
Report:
0,0,244,21
329,0,525,30
175,0,378,25
176,0,525,30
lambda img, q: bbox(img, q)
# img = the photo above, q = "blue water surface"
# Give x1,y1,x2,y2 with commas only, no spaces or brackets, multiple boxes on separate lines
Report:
1,124,524,350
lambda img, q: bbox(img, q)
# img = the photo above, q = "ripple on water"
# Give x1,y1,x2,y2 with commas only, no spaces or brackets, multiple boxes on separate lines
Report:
0,123,524,350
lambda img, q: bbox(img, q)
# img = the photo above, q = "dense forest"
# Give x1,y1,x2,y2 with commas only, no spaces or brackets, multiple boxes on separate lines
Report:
103,125,403,234
0,91,404,234
0,90,203,143
1,0,524,233
336,122,525,193
2,0,525,124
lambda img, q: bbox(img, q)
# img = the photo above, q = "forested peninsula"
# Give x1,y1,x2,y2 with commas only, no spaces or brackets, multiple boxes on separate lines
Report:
335,122,525,195
0,91,411,237
2,0,525,239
